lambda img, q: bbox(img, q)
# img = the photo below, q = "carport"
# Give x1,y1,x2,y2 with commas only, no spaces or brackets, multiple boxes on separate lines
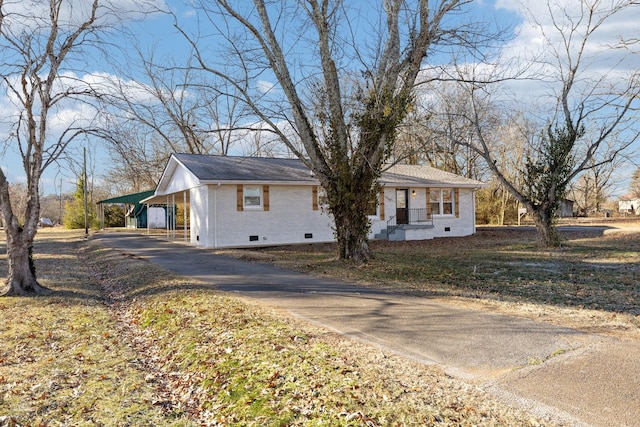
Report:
139,190,190,241
97,190,186,238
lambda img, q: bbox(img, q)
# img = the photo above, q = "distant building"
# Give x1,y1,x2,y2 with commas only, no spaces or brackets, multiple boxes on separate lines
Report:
559,199,574,218
618,198,640,215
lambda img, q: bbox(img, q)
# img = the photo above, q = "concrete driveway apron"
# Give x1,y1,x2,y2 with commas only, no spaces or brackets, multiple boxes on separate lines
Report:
94,232,639,427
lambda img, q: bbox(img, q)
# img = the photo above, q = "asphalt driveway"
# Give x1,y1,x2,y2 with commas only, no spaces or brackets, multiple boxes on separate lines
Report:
93,231,640,427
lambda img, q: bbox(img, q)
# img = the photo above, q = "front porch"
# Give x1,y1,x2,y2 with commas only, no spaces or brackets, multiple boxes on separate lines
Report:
374,208,434,241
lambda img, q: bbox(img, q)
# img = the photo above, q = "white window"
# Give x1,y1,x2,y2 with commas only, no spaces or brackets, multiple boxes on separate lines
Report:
430,189,455,216
243,186,262,208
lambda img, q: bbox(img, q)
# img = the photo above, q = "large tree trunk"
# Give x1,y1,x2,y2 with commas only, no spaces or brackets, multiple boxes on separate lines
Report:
332,199,372,262
1,230,48,296
1,173,49,296
530,207,560,248
322,161,379,263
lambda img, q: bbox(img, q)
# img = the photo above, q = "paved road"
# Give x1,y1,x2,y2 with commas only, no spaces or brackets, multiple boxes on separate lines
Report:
94,231,640,427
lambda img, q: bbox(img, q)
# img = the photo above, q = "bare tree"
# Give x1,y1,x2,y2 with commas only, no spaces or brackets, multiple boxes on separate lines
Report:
96,45,257,192
452,0,640,246
113,51,243,155
629,167,640,199
0,0,111,295
402,84,496,180
569,153,620,216
178,0,488,261
412,82,527,223
92,117,165,194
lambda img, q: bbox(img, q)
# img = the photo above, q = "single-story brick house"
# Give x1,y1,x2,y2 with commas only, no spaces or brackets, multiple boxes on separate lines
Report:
142,153,485,248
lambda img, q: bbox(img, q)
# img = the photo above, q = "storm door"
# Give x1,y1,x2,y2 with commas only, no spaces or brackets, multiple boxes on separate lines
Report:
396,189,409,225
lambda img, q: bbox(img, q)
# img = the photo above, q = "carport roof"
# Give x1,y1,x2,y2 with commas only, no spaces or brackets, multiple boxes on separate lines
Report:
98,190,155,205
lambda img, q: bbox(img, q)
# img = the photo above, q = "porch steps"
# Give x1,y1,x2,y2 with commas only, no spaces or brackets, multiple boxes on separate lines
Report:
374,227,405,241
374,223,435,240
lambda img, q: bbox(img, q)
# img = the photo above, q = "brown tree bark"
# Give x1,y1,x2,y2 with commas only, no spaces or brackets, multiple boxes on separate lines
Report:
0,0,100,295
0,172,49,296
2,232,49,296
529,206,559,248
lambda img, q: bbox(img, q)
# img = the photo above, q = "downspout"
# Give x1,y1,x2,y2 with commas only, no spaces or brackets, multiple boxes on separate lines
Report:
214,182,220,248
472,189,477,234
171,193,176,238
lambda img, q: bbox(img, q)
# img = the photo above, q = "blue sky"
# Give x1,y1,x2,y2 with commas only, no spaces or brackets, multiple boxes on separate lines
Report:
1,0,639,197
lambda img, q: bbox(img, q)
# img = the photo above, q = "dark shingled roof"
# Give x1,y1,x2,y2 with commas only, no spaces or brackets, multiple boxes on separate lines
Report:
382,164,485,188
162,154,484,190
174,153,316,182
144,154,486,203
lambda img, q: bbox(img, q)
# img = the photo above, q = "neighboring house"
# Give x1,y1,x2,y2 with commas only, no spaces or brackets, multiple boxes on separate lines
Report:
141,153,485,248
618,198,640,215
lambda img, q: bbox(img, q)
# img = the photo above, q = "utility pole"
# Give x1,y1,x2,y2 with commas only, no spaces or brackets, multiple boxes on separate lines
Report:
59,177,62,225
84,147,88,237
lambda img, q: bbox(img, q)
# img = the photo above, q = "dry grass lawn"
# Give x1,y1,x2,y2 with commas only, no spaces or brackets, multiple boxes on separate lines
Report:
226,223,640,339
1,223,638,425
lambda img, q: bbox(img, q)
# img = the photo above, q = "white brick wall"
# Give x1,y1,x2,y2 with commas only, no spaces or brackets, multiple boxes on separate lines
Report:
189,186,209,246
192,184,334,248
190,184,477,248
369,187,476,240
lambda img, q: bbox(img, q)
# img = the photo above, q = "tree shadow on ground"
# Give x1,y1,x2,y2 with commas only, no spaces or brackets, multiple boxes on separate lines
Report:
3,227,638,319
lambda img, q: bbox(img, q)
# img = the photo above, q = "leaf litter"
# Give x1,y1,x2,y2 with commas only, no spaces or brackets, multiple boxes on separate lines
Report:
7,227,628,425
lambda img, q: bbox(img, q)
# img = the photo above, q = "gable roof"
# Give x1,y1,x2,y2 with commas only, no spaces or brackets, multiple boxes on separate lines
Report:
381,164,484,188
152,153,484,200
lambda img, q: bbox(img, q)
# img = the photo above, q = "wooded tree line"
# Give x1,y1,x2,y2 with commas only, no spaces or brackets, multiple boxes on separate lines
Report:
1,0,639,295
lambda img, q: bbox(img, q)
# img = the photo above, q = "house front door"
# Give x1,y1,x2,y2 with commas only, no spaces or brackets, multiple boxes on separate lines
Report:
396,189,408,225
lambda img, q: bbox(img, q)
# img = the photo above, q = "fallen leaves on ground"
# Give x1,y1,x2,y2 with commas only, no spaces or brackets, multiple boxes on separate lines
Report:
1,228,549,425
26,222,640,424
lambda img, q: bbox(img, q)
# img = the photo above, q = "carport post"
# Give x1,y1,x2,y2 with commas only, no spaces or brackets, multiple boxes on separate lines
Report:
99,202,104,230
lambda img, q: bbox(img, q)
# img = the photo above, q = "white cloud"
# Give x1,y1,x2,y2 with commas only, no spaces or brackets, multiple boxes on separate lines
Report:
182,9,197,18
0,0,168,31
497,0,640,66
482,0,640,103
257,80,277,94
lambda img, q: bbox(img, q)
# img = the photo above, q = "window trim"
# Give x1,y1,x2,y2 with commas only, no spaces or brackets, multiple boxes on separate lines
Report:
366,188,385,219
243,186,263,210
429,188,456,217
